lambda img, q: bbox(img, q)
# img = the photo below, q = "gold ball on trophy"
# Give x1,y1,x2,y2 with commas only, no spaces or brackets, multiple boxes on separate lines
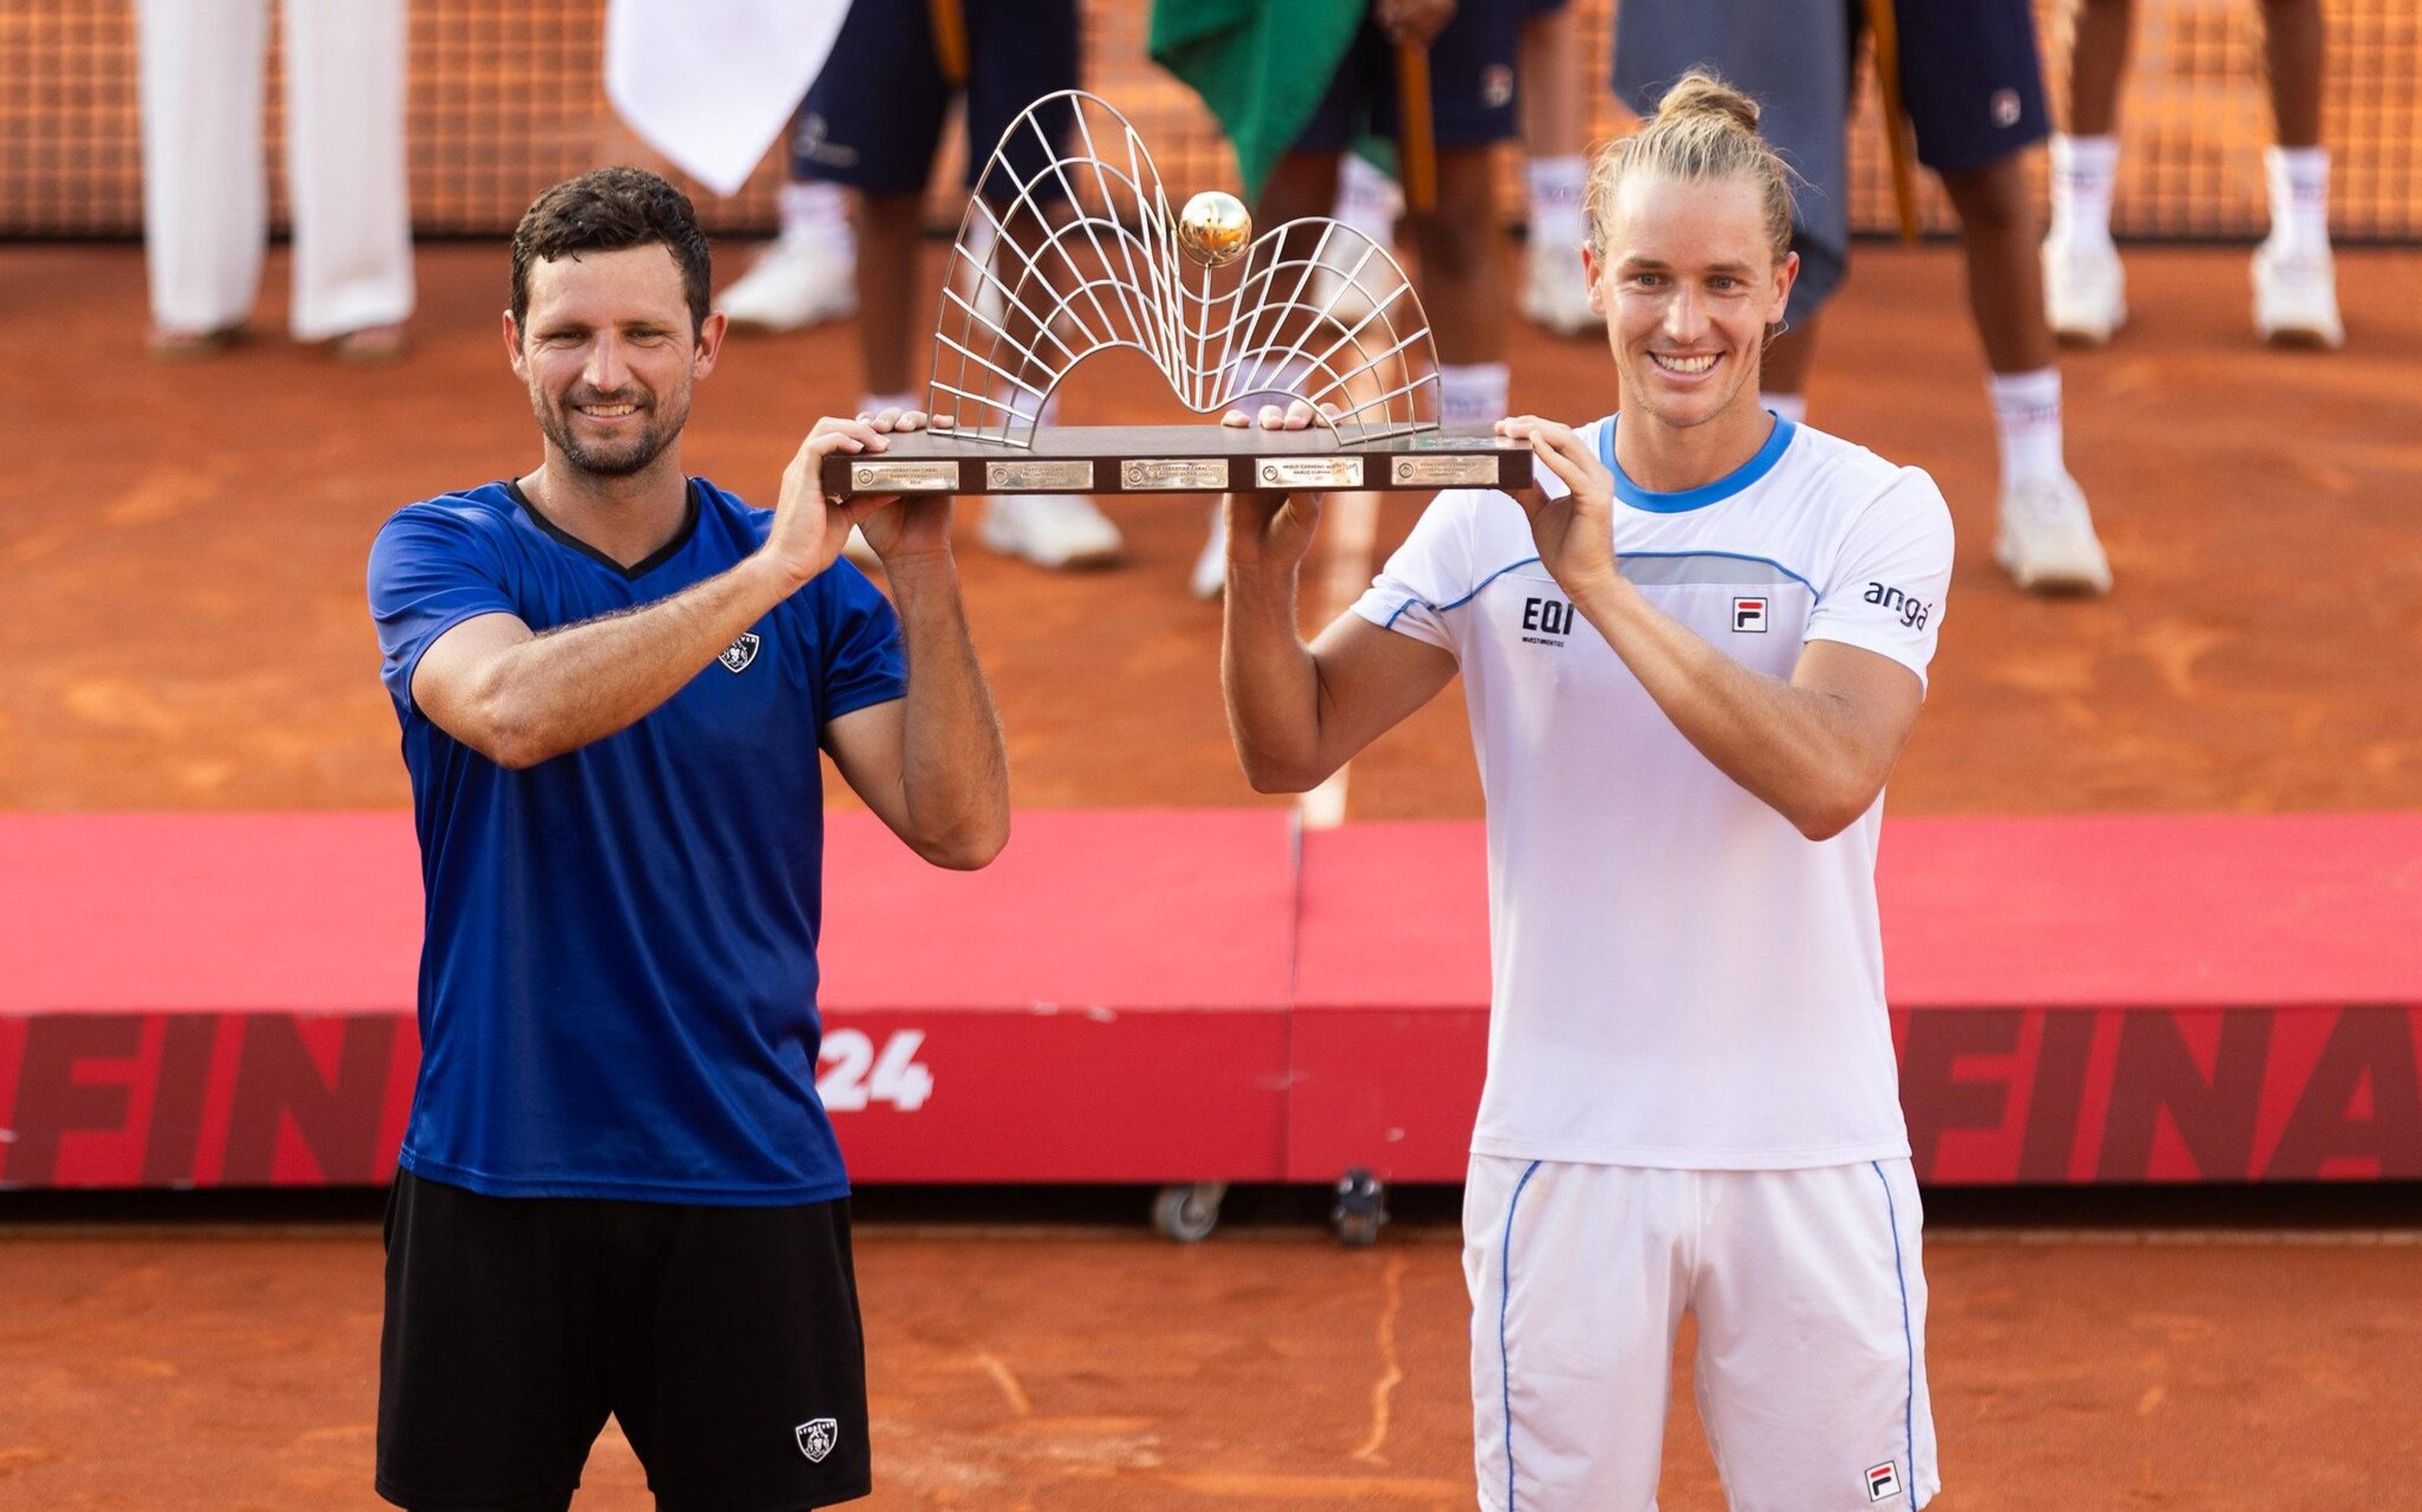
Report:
1177,190,1253,267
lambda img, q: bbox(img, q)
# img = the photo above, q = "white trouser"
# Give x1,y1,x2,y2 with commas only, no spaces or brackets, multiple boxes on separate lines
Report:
1464,1156,1939,1511
136,0,414,339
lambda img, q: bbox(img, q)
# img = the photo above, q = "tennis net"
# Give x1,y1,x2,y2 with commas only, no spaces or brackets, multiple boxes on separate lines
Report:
3,0,2414,241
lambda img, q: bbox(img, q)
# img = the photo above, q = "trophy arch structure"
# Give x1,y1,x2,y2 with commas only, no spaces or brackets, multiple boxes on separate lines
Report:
926,90,1443,450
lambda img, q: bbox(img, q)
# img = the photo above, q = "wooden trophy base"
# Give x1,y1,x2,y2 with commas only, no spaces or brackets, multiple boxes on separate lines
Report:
821,424,1533,499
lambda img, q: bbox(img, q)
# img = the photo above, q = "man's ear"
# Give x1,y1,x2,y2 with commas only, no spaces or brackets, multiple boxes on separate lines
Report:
1581,245,1605,316
1770,249,1800,326
691,310,728,380
502,310,528,379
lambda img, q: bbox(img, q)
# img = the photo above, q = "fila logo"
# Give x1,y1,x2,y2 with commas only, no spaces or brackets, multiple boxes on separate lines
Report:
1863,581,1933,631
1733,596,1769,632
1866,1460,1903,1501
719,632,761,673
795,1417,840,1463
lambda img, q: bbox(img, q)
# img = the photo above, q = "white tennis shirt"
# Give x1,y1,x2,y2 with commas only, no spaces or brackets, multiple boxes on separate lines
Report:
1351,416,1955,1169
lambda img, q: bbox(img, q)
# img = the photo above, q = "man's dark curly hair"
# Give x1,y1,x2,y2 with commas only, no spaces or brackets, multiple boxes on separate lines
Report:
510,166,713,335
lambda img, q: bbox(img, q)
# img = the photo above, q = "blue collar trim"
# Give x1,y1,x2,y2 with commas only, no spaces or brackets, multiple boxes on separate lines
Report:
1598,411,1796,513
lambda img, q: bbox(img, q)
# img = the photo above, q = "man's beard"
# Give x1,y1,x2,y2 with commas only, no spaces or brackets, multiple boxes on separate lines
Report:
535,387,684,477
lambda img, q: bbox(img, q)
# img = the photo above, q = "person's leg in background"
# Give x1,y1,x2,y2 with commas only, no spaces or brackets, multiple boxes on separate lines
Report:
283,0,416,361
1902,0,2112,593
957,0,1123,570
1192,42,1363,600
2250,0,2341,345
1332,149,1404,255
1412,144,1511,425
1516,0,1596,335
853,194,930,412
134,0,270,358
1391,0,1519,427
1177,136,1347,596
761,0,952,567
2042,0,2134,343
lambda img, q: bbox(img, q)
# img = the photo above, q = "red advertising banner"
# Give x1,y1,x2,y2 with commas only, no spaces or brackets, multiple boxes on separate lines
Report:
3,811,2415,1190
3,1003,2413,1189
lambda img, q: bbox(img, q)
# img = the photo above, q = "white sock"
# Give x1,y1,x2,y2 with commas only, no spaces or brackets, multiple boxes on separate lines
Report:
781,180,854,254
1761,392,1808,426
2264,145,2332,255
858,389,918,419
963,206,1000,267
1987,368,2066,493
2048,134,2119,247
1440,362,1511,427
1525,154,1589,256
1335,153,1402,247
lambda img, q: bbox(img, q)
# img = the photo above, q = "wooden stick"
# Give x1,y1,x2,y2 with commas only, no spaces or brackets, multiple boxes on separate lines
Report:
1862,0,1921,243
1394,44,1437,214
928,0,969,88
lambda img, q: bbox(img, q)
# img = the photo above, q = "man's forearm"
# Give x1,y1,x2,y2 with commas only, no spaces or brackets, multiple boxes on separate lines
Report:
1220,562,1330,792
471,557,790,767
1569,575,1883,838
885,555,1009,863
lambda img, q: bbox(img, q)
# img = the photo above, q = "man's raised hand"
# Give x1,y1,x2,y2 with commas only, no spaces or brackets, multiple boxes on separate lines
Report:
1499,415,1620,597
764,410,939,589
1219,398,1330,576
849,409,954,568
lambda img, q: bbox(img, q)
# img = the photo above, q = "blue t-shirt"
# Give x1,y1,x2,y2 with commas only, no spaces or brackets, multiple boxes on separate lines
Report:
366,477,905,1204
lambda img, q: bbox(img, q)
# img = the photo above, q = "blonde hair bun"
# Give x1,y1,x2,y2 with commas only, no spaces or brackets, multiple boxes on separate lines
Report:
1654,69,1762,136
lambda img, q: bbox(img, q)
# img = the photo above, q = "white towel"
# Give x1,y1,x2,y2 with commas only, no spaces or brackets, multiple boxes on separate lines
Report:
604,0,851,197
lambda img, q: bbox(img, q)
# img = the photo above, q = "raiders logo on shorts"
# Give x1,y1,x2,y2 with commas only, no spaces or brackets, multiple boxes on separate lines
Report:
795,1417,839,1463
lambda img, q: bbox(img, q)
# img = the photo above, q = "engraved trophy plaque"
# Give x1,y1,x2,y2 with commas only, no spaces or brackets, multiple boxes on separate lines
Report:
821,89,1529,499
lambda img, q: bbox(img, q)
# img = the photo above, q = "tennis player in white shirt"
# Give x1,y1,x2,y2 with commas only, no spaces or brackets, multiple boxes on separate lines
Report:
1219,69,1955,1511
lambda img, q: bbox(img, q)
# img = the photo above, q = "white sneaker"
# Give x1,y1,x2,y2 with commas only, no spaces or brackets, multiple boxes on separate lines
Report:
978,493,1123,569
2042,236,2127,345
1521,233,1600,336
1995,472,2113,595
2252,240,2344,349
716,233,856,332
1190,503,1227,599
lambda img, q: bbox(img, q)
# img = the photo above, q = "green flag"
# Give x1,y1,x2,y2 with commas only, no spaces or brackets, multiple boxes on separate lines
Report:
1149,0,1367,204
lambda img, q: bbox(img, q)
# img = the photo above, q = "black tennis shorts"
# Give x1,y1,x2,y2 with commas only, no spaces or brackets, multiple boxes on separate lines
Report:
790,0,1079,201
1863,0,2051,174
376,1171,870,1512
1294,0,1527,154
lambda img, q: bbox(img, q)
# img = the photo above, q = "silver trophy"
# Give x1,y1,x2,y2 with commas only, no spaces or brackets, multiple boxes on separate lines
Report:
822,90,1526,499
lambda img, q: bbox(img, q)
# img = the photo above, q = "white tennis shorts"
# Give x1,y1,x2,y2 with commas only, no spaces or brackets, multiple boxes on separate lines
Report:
1463,1155,1938,1511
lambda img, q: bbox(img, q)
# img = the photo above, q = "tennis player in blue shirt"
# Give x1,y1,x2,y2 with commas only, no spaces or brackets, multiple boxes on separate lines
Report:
366,166,1008,1512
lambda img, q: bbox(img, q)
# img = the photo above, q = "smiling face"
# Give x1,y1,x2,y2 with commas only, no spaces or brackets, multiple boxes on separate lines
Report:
1582,170,1796,434
506,243,723,479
